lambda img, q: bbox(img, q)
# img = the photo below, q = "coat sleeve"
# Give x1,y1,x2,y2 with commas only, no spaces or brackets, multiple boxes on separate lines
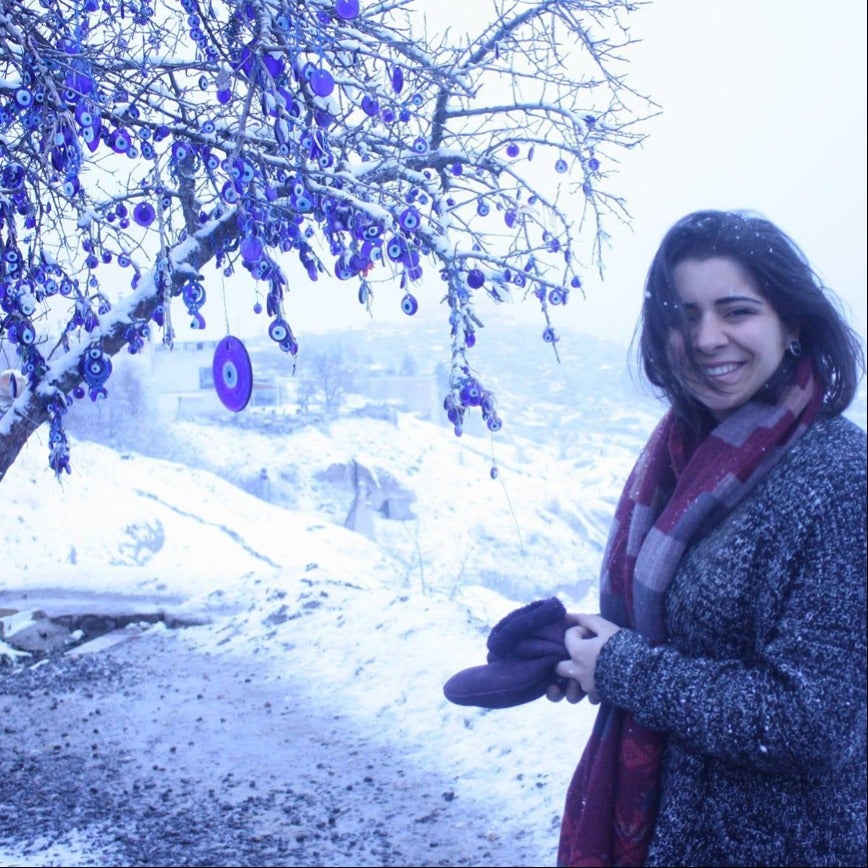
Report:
594,443,867,774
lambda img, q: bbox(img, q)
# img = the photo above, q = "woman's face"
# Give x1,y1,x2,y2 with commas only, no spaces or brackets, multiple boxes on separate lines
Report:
668,256,797,421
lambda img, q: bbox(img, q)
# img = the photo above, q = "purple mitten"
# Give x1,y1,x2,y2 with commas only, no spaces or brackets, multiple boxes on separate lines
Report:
443,656,566,708
487,596,567,658
443,597,575,709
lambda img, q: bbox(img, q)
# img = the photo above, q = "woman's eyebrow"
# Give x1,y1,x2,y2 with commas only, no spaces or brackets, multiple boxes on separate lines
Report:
680,295,765,309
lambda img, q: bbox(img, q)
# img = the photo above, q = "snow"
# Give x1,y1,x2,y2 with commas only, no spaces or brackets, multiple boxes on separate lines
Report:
0,400,641,866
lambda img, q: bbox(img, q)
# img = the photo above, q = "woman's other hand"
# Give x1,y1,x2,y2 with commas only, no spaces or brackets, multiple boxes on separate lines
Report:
552,613,621,704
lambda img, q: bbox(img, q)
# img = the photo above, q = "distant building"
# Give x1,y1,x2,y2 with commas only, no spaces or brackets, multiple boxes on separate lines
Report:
149,339,440,422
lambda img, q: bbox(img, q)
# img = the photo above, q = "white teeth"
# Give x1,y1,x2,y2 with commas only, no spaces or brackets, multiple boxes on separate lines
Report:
705,363,739,376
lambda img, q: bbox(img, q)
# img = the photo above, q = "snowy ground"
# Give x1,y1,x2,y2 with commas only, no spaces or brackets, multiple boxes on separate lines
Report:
1,413,615,867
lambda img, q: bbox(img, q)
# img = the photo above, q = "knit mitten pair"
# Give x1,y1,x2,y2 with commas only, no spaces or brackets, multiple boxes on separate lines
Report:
443,597,576,709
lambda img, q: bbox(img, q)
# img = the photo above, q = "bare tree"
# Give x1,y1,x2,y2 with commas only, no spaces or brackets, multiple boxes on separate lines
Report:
0,0,653,482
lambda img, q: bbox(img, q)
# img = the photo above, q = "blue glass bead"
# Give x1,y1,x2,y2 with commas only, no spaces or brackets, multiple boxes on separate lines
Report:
110,129,131,152
1,163,25,188
268,318,290,342
398,207,420,231
310,69,335,97
336,0,360,18
466,269,485,289
460,379,481,405
386,236,406,261
133,202,155,227
391,66,404,93
240,236,264,262
334,257,355,280
262,54,284,78
400,293,418,315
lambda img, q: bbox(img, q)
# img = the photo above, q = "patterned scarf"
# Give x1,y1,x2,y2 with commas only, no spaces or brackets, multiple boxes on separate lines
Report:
557,356,824,867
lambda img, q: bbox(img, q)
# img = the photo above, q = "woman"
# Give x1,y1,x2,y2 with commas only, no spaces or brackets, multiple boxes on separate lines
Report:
549,209,867,867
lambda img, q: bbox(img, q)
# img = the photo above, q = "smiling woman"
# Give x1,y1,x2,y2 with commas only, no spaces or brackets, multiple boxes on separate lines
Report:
546,209,867,867
667,256,798,421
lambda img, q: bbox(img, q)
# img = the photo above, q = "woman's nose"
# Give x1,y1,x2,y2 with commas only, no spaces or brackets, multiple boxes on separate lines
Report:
692,314,727,352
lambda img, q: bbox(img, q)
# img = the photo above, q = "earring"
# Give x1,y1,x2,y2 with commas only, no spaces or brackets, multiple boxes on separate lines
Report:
787,338,802,358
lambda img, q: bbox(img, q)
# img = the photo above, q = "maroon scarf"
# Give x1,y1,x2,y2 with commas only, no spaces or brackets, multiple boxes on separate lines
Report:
558,357,824,867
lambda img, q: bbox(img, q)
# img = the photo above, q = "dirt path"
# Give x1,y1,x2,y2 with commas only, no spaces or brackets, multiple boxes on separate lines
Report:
1,623,559,867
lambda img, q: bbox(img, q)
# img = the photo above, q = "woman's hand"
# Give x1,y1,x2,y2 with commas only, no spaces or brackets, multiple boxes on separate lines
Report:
550,613,621,704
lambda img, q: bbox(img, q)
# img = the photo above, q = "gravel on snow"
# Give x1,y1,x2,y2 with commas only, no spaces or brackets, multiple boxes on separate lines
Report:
0,623,563,868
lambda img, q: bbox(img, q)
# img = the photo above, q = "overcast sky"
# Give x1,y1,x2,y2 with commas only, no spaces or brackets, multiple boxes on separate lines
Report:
555,0,868,347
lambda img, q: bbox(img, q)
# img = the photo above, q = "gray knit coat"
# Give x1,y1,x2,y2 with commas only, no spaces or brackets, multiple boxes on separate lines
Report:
594,414,867,868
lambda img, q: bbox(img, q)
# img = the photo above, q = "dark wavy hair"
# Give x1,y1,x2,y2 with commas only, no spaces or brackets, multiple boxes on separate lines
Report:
633,209,865,427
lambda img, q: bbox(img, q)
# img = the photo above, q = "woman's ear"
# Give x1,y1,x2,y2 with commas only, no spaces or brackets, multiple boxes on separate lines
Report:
785,328,802,358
